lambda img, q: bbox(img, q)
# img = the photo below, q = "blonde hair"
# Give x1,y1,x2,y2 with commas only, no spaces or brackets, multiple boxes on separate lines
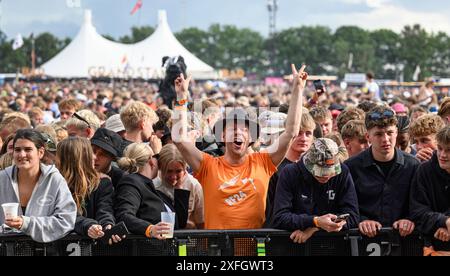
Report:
58,99,82,112
118,143,154,174
158,144,187,178
65,109,101,131
120,102,159,132
56,137,100,214
0,153,14,170
409,114,445,138
300,110,316,131
310,106,332,122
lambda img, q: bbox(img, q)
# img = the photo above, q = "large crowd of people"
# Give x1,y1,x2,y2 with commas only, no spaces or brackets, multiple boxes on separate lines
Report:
0,68,449,249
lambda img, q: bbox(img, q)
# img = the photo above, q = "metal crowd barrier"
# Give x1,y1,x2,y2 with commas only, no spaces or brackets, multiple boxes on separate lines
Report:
0,228,448,256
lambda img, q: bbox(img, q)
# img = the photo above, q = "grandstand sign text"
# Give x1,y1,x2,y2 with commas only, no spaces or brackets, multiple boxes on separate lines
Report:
88,66,165,79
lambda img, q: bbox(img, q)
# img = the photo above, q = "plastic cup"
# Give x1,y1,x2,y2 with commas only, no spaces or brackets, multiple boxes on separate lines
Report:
2,203,19,220
161,212,175,239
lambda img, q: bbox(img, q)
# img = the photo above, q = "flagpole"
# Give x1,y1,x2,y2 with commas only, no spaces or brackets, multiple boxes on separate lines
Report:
31,34,36,76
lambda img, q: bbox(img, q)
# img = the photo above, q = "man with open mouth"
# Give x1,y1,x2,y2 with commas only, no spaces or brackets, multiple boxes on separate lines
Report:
172,64,308,230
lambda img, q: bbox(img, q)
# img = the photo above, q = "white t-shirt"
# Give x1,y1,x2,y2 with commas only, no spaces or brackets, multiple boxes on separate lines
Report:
154,173,205,229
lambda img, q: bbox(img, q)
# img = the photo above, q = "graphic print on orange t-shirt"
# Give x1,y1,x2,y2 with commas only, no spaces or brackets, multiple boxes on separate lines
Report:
194,152,277,230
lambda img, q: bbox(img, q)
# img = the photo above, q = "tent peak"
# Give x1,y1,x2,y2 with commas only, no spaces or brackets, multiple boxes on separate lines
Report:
84,10,92,26
158,10,168,26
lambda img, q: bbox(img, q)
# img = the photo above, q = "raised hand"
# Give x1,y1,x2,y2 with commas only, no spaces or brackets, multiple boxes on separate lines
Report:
174,73,192,100
291,64,308,91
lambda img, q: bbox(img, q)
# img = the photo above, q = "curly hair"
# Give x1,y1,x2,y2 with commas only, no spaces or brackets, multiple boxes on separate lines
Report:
365,106,398,130
409,114,445,138
438,97,450,119
337,107,365,133
121,102,159,132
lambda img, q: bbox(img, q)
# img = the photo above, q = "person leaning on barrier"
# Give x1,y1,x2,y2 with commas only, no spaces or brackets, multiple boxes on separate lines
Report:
154,144,205,229
0,129,77,243
171,64,307,229
56,137,121,244
272,138,360,244
345,106,420,238
114,143,190,239
410,126,450,242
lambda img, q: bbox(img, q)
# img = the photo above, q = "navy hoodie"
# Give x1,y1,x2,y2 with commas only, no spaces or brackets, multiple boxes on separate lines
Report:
272,160,360,231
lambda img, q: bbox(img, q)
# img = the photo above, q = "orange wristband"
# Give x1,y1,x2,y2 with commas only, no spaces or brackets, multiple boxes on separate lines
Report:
313,217,319,228
145,224,154,238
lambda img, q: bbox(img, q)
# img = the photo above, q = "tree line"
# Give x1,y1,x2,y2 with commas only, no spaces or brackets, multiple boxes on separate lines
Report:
1,24,449,81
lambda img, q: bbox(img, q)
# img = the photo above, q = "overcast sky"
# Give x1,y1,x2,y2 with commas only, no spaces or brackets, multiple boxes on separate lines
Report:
2,0,450,40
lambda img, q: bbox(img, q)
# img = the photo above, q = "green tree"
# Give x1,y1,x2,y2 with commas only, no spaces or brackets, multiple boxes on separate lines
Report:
269,26,333,76
205,24,266,74
332,26,375,77
35,32,64,66
370,29,401,79
102,34,117,42
399,24,434,81
428,32,450,78
119,26,154,44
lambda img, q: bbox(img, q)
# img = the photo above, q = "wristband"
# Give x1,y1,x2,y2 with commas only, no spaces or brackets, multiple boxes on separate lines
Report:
145,224,154,238
313,217,320,228
175,98,189,107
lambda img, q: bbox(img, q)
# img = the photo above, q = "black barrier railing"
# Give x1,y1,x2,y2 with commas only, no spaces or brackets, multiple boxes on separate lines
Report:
0,228,449,256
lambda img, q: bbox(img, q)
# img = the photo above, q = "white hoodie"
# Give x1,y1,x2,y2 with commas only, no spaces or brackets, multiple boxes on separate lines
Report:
0,164,77,243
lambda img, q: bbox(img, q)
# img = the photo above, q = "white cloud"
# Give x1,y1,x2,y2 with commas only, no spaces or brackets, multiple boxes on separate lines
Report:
312,1,450,33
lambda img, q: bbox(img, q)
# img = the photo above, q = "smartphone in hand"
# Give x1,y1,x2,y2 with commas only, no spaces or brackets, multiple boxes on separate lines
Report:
333,214,350,223
99,222,129,245
313,80,326,95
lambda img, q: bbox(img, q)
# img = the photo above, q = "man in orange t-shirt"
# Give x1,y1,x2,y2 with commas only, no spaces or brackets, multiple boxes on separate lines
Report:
172,64,308,229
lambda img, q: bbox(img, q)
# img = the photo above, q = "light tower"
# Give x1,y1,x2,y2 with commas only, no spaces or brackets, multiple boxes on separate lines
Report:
267,0,278,75
267,0,278,38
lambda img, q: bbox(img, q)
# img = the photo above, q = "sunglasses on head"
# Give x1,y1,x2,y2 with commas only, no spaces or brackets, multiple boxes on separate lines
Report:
73,113,91,129
368,110,395,121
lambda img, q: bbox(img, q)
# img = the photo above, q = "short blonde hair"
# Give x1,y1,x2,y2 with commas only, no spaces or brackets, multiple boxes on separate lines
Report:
310,106,332,122
65,109,101,131
118,143,154,174
337,107,365,133
300,109,316,131
409,114,445,138
121,102,159,132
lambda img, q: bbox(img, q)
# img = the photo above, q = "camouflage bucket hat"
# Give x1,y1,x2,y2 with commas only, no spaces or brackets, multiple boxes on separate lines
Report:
41,133,57,153
304,138,342,177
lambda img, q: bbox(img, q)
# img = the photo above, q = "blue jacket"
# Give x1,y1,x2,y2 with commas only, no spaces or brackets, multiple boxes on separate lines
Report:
272,160,360,231
345,148,420,226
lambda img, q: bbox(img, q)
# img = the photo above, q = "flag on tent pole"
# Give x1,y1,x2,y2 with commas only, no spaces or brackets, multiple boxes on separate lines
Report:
12,33,24,50
130,0,143,15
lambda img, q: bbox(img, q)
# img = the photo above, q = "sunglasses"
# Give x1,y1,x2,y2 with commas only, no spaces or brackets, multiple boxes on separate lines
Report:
368,110,395,121
73,113,91,129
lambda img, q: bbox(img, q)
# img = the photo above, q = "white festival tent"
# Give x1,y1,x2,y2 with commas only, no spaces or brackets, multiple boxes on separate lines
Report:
41,10,217,79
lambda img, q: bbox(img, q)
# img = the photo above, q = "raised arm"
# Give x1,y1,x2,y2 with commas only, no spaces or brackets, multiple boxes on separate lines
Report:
171,74,204,173
266,64,307,166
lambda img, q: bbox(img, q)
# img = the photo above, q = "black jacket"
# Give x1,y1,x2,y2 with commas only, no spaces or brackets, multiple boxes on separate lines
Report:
410,153,450,235
272,160,360,231
75,178,116,237
264,158,293,228
107,165,125,190
345,148,420,226
114,173,190,236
